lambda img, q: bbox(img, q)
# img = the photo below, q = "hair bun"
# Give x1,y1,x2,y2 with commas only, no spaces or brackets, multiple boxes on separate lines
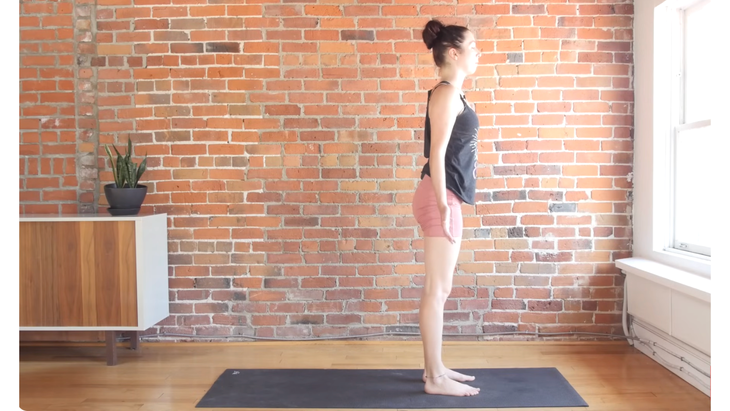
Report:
422,19,444,50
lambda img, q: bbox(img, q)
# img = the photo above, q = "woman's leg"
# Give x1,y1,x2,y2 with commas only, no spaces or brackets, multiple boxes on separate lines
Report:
420,235,479,396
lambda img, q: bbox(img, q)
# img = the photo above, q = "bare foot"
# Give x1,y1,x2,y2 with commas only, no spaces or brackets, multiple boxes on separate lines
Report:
424,374,480,397
423,368,475,383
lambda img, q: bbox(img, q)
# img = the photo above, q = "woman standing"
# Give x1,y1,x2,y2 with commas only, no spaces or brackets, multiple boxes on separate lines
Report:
412,19,482,397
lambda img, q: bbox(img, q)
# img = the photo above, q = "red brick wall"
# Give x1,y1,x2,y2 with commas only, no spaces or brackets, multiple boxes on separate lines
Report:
19,0,634,340
20,0,98,214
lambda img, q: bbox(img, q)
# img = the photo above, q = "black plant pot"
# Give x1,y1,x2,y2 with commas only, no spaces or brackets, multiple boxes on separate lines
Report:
104,184,147,215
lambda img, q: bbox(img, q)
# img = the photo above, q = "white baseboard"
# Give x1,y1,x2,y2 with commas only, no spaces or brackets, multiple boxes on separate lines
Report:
630,318,711,396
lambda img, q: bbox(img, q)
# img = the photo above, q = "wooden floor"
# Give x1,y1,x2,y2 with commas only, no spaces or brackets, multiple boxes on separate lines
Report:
19,340,710,411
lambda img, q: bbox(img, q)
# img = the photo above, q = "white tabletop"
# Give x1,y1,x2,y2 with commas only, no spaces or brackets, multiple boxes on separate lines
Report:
19,213,167,222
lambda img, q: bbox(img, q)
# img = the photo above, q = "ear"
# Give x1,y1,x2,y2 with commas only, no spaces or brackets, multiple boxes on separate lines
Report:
448,47,459,61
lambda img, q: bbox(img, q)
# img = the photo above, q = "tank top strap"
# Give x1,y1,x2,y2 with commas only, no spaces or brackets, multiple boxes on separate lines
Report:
458,93,469,111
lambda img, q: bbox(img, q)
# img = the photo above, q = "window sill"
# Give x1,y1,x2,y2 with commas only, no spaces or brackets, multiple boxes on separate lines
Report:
615,257,711,303
660,246,711,263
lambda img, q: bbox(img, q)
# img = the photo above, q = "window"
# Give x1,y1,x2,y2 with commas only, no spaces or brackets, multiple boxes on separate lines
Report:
668,0,712,257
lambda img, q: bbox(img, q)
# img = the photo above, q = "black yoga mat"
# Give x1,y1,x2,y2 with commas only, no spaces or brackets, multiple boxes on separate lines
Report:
196,367,589,409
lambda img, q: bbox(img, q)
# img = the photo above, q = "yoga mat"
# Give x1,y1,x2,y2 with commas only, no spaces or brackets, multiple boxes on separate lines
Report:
196,367,589,408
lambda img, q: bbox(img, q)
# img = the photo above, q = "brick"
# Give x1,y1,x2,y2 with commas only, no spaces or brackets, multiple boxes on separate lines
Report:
492,190,526,202
205,42,241,53
341,30,375,41
171,43,204,54
549,203,577,213
513,5,545,14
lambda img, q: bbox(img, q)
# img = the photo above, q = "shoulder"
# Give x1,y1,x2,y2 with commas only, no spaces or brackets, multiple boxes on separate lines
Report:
429,84,463,113
430,83,460,102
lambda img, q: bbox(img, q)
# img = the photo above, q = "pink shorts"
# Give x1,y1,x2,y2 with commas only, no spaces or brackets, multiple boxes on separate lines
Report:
412,175,463,238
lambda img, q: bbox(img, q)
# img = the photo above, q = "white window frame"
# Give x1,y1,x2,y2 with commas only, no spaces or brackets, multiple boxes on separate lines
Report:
669,121,711,256
658,0,712,260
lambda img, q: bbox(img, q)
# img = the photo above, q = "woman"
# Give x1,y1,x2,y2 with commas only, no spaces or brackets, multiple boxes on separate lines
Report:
412,19,482,397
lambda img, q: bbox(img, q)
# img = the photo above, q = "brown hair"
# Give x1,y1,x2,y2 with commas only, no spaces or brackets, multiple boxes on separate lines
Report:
422,19,470,68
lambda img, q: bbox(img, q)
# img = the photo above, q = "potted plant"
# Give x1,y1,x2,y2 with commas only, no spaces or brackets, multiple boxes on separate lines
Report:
104,138,148,216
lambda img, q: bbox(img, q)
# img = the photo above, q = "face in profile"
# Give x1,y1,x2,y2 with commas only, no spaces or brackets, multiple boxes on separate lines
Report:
456,31,482,75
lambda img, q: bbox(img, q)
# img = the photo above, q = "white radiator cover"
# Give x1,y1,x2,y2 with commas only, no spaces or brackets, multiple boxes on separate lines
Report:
626,274,710,355
618,258,711,397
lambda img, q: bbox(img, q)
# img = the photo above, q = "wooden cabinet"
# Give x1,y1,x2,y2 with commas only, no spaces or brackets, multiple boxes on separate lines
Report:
19,213,170,365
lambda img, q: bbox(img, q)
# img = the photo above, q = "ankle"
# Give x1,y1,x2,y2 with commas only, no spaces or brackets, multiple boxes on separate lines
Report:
424,367,448,379
424,372,447,380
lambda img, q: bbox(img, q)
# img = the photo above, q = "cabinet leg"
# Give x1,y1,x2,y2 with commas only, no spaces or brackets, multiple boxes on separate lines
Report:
129,331,140,351
106,331,118,366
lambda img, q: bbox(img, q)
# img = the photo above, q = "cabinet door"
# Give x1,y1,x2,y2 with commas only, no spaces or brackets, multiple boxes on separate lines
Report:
20,221,138,327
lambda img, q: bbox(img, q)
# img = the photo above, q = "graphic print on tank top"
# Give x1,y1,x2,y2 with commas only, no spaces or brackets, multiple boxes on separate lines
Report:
469,126,478,179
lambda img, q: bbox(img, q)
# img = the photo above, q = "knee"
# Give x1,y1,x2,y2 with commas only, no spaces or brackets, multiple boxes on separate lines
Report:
424,285,451,303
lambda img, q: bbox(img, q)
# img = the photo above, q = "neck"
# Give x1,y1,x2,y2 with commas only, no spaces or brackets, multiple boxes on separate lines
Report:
439,66,466,93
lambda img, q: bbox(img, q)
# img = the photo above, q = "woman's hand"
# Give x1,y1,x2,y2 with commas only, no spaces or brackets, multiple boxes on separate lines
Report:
438,203,456,244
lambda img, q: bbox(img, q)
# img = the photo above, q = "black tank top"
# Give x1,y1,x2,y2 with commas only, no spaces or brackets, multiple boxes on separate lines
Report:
420,81,480,205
